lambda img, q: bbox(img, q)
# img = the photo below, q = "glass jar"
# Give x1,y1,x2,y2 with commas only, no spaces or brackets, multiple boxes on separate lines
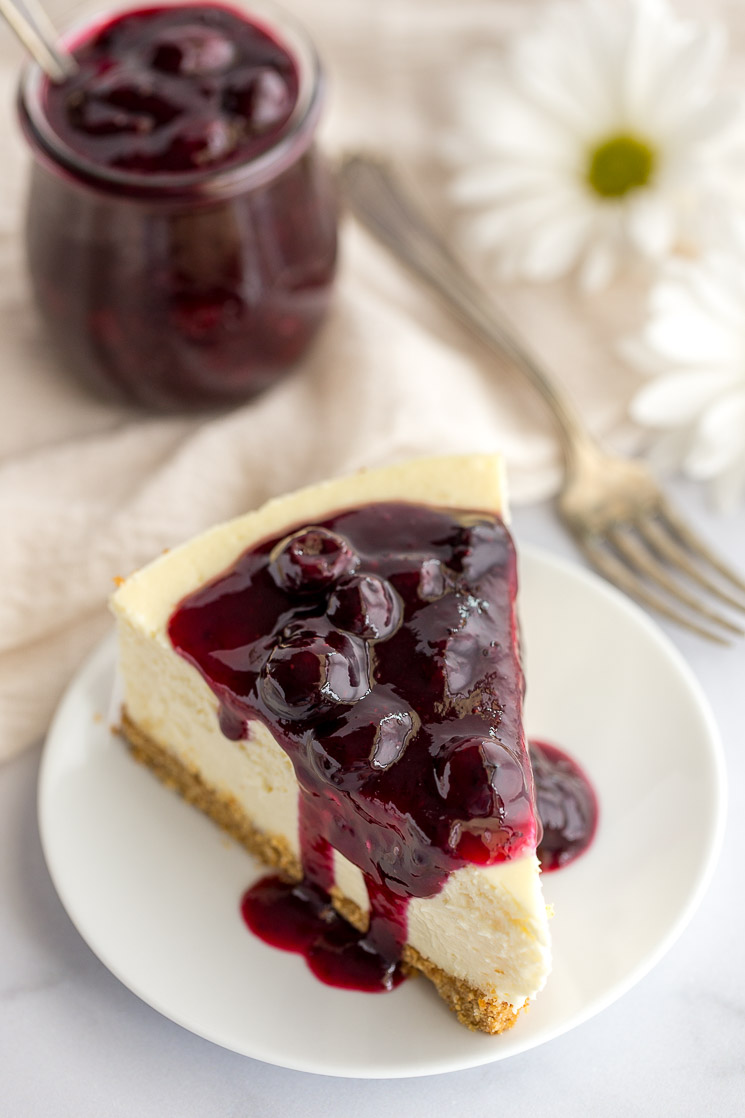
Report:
17,0,338,410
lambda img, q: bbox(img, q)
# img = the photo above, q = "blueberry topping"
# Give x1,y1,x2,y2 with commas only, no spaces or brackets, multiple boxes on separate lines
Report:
46,4,299,174
369,710,414,770
269,529,359,593
222,66,294,133
260,624,369,719
530,740,598,871
67,71,183,138
170,502,536,884
168,502,556,993
154,113,237,170
149,25,236,75
444,630,482,696
452,521,511,580
328,573,401,639
418,558,447,601
435,736,529,862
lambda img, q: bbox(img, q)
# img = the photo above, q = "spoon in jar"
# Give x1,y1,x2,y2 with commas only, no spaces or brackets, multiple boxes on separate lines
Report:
0,0,77,81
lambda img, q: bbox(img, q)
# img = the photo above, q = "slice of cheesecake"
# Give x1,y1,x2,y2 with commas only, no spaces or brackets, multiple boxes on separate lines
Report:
110,454,551,1032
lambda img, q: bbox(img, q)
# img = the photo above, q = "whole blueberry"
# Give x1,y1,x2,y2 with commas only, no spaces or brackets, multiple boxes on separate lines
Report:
259,623,370,719
328,574,401,640
269,529,359,593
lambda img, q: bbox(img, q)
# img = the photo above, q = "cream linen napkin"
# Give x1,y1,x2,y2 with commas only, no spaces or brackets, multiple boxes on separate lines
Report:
0,0,648,762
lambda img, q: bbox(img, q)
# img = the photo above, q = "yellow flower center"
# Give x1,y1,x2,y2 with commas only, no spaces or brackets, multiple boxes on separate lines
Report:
587,134,655,198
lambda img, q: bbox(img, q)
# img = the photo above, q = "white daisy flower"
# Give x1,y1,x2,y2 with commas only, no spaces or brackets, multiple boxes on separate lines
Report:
625,252,745,508
449,0,742,291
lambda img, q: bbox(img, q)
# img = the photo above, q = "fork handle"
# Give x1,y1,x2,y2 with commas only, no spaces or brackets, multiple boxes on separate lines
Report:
339,154,601,470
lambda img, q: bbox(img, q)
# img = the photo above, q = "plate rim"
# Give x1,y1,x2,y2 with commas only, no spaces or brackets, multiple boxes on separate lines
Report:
37,544,727,1078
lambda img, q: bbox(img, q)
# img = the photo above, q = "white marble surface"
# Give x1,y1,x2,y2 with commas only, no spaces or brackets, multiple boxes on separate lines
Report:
2,478,745,1116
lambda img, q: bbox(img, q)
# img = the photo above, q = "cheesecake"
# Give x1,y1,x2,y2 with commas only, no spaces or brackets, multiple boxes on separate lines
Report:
110,454,551,1032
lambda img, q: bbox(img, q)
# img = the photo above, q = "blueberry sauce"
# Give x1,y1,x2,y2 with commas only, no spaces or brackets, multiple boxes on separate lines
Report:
20,3,337,409
44,4,299,175
169,502,537,990
530,740,598,872
241,877,408,992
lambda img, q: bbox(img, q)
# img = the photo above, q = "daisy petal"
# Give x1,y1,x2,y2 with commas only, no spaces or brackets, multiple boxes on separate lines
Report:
617,335,669,377
664,97,740,150
578,238,617,292
645,304,741,365
578,204,624,288
681,255,745,331
451,163,564,207
630,369,739,426
625,191,676,257
519,208,594,280
685,393,745,478
644,24,726,130
623,250,745,504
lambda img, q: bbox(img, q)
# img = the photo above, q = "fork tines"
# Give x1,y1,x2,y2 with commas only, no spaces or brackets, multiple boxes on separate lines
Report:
577,498,745,645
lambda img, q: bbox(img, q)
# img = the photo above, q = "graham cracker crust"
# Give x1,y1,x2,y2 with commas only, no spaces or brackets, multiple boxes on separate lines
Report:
120,709,522,1035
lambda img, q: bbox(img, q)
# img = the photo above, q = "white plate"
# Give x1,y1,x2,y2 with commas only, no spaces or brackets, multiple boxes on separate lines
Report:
38,546,726,1079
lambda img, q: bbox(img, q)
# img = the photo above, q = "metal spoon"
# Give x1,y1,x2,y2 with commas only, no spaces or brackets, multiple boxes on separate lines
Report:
0,0,77,81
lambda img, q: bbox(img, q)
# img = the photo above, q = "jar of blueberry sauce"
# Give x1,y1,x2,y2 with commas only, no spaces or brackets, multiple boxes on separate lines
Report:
17,1,338,410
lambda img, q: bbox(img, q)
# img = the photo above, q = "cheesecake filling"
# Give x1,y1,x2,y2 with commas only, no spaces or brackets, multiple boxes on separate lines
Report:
168,501,539,992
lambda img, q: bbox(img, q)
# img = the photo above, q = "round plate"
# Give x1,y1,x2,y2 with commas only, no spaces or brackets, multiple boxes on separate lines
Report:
38,546,726,1078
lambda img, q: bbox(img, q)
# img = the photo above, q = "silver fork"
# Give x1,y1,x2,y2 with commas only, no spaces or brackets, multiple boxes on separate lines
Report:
339,152,745,644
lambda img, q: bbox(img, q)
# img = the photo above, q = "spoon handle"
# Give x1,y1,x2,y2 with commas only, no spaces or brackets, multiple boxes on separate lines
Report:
0,0,76,81
339,152,595,460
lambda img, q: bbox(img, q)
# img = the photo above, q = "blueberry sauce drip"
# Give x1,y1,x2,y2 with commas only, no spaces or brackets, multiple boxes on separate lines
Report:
169,502,537,990
44,4,299,174
530,740,598,872
240,876,408,992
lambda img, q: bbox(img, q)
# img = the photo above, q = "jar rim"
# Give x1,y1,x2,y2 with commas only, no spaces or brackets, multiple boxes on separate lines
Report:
18,0,324,200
